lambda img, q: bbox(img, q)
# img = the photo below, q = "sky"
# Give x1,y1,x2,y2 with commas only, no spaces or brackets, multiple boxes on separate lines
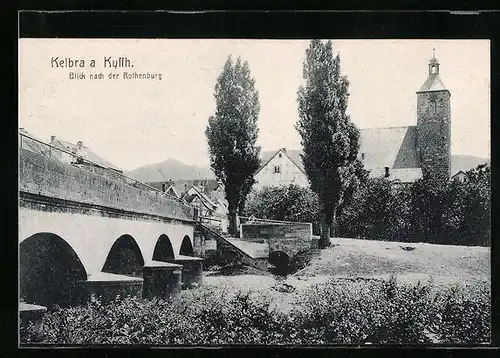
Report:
19,39,490,171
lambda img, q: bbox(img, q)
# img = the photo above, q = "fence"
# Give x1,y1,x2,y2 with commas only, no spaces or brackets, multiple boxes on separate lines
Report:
18,132,186,204
239,215,309,225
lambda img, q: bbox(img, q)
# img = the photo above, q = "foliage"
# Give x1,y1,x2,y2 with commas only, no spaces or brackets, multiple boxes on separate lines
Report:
244,185,321,235
205,55,261,234
339,178,410,241
21,279,490,345
296,40,363,248
337,164,490,246
440,164,491,246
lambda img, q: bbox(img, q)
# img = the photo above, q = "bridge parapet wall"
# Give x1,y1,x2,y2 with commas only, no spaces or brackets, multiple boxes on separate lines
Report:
19,148,194,222
240,223,312,258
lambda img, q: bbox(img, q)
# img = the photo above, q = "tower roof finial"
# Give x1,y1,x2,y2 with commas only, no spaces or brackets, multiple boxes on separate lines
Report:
430,48,438,65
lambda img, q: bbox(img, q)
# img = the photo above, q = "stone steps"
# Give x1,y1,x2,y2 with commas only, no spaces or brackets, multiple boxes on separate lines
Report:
199,225,270,271
225,238,269,259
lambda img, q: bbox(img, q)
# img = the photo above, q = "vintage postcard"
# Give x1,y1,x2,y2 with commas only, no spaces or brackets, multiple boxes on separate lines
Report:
18,36,491,346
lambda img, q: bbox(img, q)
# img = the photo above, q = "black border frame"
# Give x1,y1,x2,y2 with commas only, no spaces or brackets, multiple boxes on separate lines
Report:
7,8,499,357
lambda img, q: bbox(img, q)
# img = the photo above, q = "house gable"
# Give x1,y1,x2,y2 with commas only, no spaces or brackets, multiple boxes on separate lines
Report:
254,148,309,190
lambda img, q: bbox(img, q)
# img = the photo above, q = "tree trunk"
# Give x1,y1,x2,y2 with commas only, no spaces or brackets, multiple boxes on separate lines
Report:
228,210,239,237
329,212,338,238
319,213,331,249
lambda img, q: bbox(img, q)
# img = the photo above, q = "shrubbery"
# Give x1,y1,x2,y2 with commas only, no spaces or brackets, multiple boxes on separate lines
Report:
339,164,490,246
244,185,321,235
21,279,490,345
245,164,491,246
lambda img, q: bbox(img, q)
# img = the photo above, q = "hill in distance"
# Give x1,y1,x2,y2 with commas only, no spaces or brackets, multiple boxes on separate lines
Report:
126,154,489,183
451,155,490,175
125,158,215,182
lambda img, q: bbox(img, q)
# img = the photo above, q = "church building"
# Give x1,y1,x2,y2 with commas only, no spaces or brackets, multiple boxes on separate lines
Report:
253,53,451,191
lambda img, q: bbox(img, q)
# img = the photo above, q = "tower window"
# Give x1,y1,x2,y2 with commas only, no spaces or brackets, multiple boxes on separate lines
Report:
274,166,280,174
361,153,365,160
431,101,437,113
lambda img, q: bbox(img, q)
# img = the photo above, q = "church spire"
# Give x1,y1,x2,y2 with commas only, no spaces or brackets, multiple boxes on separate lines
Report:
418,49,448,93
428,48,440,75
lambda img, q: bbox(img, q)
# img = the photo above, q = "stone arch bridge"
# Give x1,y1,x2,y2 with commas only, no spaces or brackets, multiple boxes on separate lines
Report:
19,147,202,308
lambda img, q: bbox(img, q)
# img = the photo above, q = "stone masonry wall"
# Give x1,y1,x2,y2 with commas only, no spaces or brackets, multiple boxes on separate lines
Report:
416,90,451,182
19,148,194,222
240,223,312,258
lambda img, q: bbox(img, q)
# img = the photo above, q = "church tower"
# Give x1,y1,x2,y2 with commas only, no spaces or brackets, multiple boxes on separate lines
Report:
416,50,451,182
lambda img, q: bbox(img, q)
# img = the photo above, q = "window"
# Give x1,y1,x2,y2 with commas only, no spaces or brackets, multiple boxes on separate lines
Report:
274,166,280,174
361,153,365,160
278,153,282,158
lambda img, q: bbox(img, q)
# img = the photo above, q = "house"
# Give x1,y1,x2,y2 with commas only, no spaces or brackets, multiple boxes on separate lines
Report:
254,53,452,190
451,171,469,183
147,178,229,230
162,184,181,199
49,135,126,182
147,179,219,198
182,184,228,231
19,128,51,155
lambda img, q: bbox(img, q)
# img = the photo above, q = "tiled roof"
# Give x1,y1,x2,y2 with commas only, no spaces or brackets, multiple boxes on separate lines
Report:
19,129,49,155
359,126,419,170
260,126,420,174
183,185,217,211
418,74,448,92
50,139,122,171
258,149,305,173
369,167,423,183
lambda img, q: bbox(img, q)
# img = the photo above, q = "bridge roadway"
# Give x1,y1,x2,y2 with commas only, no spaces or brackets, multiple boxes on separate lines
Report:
19,148,202,308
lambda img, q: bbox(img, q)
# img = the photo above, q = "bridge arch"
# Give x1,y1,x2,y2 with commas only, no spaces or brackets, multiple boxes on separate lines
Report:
269,250,290,269
152,234,175,262
20,233,87,308
179,235,194,256
102,235,144,277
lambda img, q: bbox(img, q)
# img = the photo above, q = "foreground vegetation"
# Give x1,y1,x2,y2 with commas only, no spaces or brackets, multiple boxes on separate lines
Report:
21,278,490,345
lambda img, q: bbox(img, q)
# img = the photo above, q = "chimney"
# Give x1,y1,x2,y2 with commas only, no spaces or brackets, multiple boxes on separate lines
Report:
77,141,83,149
384,166,390,178
50,135,56,142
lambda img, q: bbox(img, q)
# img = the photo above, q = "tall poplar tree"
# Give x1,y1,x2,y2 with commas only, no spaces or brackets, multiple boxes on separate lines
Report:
205,56,261,235
296,40,363,248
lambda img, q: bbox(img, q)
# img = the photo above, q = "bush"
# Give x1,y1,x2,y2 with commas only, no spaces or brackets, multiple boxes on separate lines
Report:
338,164,491,246
20,279,490,345
244,185,321,235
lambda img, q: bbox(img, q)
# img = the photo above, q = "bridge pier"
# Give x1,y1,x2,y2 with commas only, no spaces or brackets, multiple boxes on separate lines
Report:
167,256,204,289
142,261,183,299
79,272,144,303
19,303,47,341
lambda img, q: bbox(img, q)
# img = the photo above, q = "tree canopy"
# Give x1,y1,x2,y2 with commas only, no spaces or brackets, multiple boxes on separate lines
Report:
296,40,363,248
205,56,261,234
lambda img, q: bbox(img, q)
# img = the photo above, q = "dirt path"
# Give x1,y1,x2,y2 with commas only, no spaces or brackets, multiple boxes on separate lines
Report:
203,237,489,296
